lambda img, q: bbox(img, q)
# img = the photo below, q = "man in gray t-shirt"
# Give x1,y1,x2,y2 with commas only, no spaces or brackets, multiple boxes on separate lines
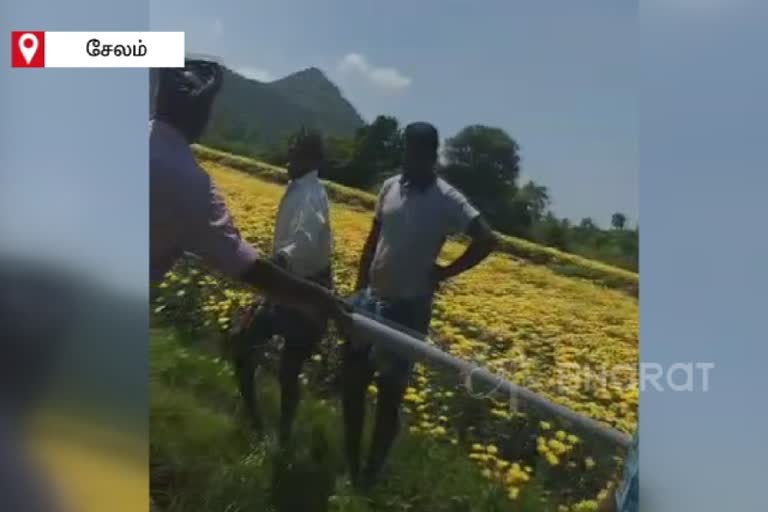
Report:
367,172,483,300
343,122,497,487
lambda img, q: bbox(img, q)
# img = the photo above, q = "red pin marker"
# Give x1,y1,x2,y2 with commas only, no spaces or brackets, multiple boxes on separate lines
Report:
11,31,45,68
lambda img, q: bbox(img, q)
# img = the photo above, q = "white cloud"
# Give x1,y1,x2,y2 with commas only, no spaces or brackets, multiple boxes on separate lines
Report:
235,66,275,82
337,53,412,93
338,53,367,73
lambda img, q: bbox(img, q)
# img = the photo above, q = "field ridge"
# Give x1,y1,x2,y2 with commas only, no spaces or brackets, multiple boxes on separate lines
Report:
192,145,639,297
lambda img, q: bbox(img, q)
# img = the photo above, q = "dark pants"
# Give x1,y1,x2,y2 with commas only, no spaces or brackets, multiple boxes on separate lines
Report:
230,271,330,442
342,293,433,481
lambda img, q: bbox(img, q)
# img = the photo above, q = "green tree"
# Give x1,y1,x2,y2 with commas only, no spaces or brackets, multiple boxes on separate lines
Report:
503,196,535,237
320,135,356,181
579,217,597,231
344,115,403,189
537,212,570,250
498,181,550,237
611,212,627,230
261,138,291,167
570,217,598,246
441,125,522,231
517,181,550,223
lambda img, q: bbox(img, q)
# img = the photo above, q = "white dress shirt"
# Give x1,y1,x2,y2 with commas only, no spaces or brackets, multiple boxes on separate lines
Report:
272,170,332,278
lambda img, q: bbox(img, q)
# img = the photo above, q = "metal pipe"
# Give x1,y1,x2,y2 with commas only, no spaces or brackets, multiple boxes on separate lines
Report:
173,256,632,450
349,311,632,451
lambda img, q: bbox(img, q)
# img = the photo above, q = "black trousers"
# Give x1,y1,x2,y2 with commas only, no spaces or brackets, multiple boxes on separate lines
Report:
341,294,433,479
230,268,331,435
230,267,332,362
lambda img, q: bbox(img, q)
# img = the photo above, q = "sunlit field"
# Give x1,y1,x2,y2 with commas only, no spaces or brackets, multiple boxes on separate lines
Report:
151,154,638,512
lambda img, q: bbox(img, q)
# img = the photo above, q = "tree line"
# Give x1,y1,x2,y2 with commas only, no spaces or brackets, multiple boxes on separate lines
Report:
252,115,637,272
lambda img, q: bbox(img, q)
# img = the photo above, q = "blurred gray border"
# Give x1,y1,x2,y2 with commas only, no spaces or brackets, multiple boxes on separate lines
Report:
641,0,768,510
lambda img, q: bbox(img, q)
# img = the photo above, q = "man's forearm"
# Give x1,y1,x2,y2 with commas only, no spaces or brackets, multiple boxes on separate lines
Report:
356,220,381,290
241,258,334,317
355,253,372,289
442,239,495,279
355,239,376,289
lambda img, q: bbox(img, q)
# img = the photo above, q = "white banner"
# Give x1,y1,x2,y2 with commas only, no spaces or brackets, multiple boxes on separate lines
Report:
11,31,185,68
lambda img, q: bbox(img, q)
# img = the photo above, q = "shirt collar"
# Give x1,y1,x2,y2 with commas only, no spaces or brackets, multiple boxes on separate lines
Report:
399,172,437,192
290,169,320,186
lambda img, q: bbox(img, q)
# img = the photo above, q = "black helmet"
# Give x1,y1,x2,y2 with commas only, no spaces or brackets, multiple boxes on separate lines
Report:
153,58,224,142
158,59,222,99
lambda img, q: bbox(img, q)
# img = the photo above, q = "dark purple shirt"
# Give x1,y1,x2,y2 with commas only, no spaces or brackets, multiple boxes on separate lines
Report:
149,120,258,283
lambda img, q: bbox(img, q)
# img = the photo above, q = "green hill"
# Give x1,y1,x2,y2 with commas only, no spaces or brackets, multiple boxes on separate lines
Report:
150,65,365,155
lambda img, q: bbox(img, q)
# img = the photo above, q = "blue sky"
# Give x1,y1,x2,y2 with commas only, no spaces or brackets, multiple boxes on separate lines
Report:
151,0,638,227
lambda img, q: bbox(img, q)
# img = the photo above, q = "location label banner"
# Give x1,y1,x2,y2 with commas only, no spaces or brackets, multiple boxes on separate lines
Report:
11,31,185,68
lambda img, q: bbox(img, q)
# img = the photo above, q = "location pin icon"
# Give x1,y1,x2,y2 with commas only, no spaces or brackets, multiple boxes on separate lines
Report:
19,33,39,65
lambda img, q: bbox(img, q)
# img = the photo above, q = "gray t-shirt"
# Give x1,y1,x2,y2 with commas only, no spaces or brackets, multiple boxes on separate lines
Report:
368,175,480,299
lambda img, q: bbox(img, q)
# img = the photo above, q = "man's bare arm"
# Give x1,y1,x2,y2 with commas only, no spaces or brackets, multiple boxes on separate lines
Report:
240,258,342,323
435,216,497,283
185,177,343,323
355,218,381,291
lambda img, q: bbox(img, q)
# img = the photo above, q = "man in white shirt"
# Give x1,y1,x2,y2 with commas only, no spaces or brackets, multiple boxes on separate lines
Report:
231,128,334,445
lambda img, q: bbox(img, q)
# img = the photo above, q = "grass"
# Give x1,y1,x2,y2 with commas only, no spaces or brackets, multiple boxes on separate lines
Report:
150,327,559,512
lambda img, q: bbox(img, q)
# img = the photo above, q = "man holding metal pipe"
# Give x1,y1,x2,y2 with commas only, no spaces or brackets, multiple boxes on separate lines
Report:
344,121,497,487
149,60,348,359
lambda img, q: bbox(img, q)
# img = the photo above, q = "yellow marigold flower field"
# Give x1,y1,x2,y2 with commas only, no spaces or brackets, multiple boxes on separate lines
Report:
153,158,639,509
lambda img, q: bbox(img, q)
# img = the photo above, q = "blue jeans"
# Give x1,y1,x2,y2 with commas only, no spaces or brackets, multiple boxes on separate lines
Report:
349,290,434,385
615,433,639,512
342,290,433,479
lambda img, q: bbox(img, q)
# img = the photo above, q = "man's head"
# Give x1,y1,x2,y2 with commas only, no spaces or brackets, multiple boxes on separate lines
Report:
287,127,324,180
402,122,439,187
153,59,223,143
